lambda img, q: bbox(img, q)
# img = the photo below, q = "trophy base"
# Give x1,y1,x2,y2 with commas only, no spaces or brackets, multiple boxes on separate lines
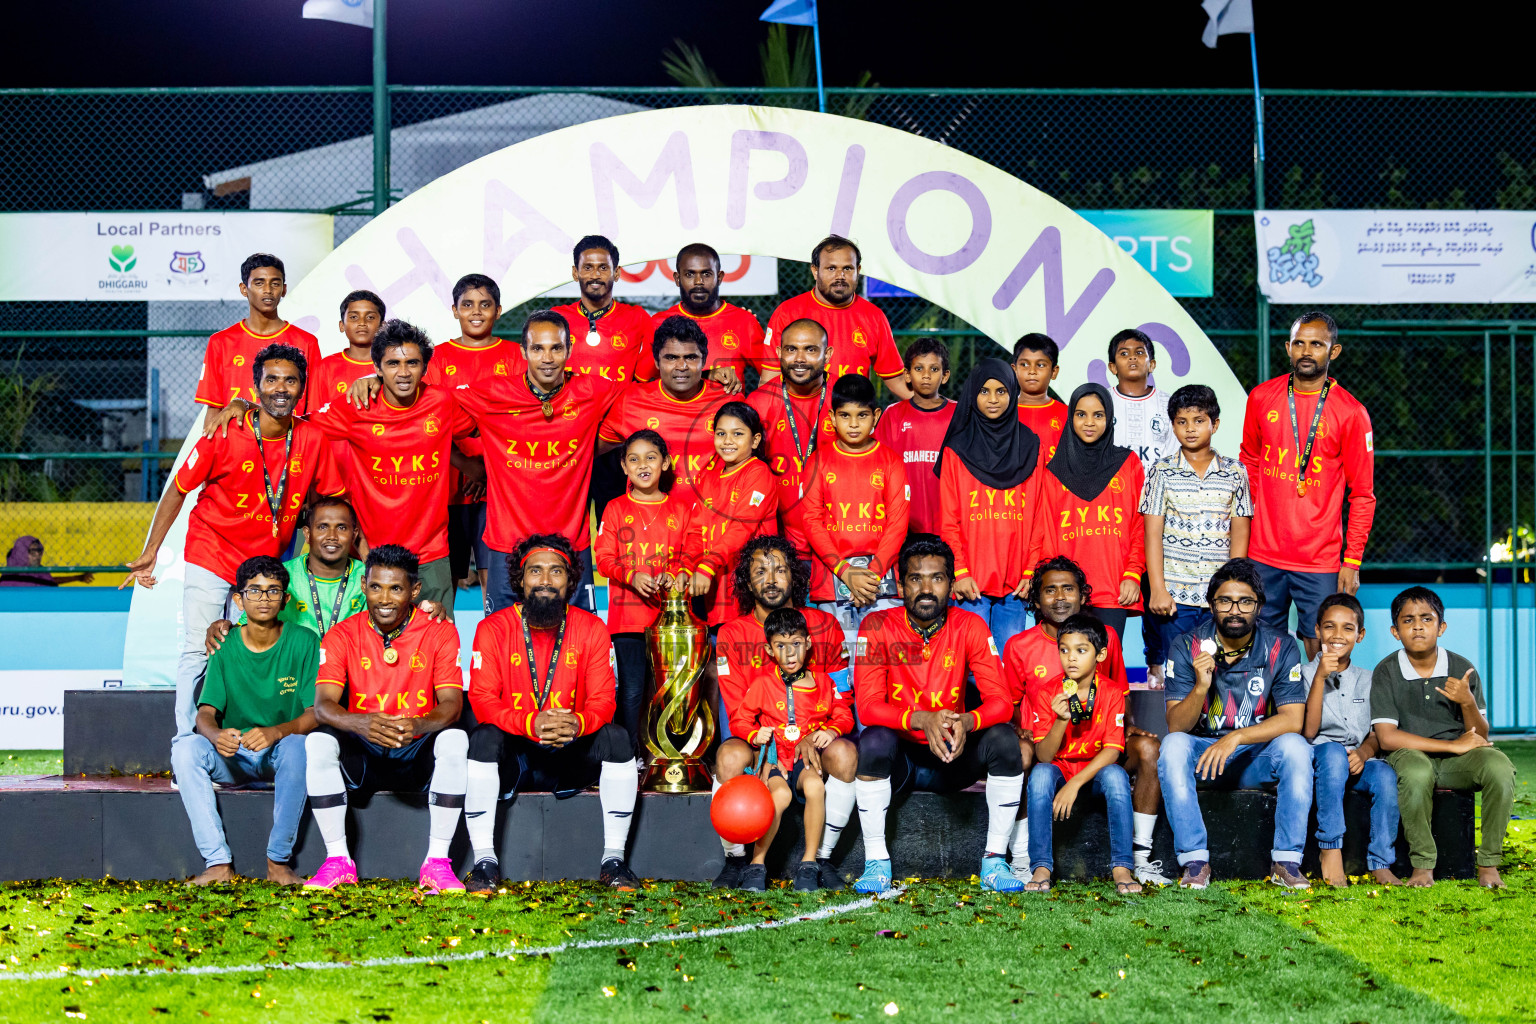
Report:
641,757,714,793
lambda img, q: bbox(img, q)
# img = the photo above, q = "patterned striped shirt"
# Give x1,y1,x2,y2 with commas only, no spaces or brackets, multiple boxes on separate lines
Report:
1138,450,1252,607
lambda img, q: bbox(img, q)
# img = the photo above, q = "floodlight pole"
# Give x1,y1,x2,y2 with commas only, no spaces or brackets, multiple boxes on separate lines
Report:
372,0,390,216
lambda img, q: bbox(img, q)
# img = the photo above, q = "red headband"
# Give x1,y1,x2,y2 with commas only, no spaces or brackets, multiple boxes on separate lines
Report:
519,546,571,568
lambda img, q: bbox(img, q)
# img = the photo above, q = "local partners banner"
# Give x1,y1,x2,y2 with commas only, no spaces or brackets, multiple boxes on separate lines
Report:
0,212,334,302
1256,210,1536,304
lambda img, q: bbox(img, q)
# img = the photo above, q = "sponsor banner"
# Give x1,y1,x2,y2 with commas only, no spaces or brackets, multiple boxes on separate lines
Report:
538,254,777,298
1256,210,1536,304
0,212,334,302
0,671,122,748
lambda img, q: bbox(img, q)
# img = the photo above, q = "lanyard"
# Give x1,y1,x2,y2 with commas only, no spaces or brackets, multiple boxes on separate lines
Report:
250,411,293,538
778,668,809,743
907,613,945,661
583,303,613,347
1286,374,1333,497
305,563,352,636
369,608,412,664
527,372,566,421
521,609,568,711
782,377,827,470
1066,675,1097,724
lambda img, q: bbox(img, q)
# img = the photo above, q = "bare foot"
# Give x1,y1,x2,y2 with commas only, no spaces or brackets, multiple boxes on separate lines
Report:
1405,867,1435,888
267,860,304,885
1024,867,1052,892
189,863,236,886
1476,866,1505,888
1370,868,1400,885
1319,849,1348,888
1111,866,1143,894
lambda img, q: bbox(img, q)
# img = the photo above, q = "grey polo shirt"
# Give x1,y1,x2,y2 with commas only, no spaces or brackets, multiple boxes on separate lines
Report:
1301,660,1373,748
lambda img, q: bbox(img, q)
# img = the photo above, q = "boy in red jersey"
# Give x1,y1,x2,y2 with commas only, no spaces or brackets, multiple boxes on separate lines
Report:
124,344,343,741
764,235,911,399
1241,311,1375,659
652,242,767,390
312,290,385,410
198,254,324,436
1022,614,1140,893
304,545,469,893
464,534,640,892
684,402,778,625
873,338,954,535
594,430,695,752
732,607,857,892
1012,333,1067,458
851,535,1026,894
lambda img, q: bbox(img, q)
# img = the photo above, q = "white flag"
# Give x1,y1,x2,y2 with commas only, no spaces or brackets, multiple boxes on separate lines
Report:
303,0,373,29
1201,0,1252,47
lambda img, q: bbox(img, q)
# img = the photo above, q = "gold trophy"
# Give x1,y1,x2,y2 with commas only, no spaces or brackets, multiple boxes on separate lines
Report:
642,589,715,792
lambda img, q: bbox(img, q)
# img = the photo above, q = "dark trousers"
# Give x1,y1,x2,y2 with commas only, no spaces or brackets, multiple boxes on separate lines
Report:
468,721,631,798
611,633,650,757
856,723,1023,791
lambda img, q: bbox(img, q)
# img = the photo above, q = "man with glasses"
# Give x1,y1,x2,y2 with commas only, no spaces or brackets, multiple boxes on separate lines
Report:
172,556,318,885
1157,558,1312,889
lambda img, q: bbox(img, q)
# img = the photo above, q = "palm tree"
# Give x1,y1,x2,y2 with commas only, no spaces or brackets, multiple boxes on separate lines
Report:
662,25,875,119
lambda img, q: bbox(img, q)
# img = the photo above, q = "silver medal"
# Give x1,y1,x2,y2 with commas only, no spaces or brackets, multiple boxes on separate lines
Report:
783,725,801,742
585,329,601,347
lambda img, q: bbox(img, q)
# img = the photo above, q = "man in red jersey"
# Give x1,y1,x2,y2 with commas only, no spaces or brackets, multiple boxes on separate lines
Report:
746,318,837,561
313,319,478,614
597,315,731,504
551,234,657,385
1012,333,1067,457
452,311,623,614
1240,311,1375,658
303,545,469,894
711,536,853,889
764,235,911,400
124,344,343,742
850,535,1026,894
462,534,640,891
651,242,768,390
873,338,954,535
198,254,324,436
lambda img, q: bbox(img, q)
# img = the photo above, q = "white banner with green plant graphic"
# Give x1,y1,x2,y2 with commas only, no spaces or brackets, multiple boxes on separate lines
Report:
0,212,332,301
1255,209,1536,304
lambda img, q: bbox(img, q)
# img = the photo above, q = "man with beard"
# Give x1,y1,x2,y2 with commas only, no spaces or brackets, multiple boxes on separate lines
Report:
124,344,344,742
463,534,640,891
1003,556,1172,885
552,235,658,385
764,235,911,400
851,535,1026,894
1158,558,1311,889
710,535,852,888
1241,312,1375,659
651,242,767,390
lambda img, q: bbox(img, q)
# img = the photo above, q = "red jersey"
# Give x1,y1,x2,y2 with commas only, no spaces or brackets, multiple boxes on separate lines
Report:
423,338,519,504
1003,624,1129,730
311,350,375,409
593,492,695,634
715,608,849,720
174,416,343,583
452,372,622,553
938,456,1042,599
1240,375,1376,573
873,399,956,535
468,605,616,739
651,302,768,377
552,302,657,384
316,611,463,717
746,379,837,559
195,321,323,415
684,457,779,625
764,291,903,383
1025,673,1126,780
1028,455,1146,612
310,384,475,563
801,441,910,603
732,670,853,768
1017,399,1068,460
597,380,732,501
855,607,1012,743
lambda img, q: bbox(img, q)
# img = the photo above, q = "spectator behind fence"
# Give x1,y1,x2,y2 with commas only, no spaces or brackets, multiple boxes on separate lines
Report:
1,536,94,587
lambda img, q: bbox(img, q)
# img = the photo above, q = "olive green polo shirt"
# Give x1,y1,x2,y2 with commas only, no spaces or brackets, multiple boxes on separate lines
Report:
1369,647,1484,744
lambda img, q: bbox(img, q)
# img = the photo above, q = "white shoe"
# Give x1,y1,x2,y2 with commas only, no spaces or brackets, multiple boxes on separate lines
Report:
1134,859,1174,886
1010,859,1032,884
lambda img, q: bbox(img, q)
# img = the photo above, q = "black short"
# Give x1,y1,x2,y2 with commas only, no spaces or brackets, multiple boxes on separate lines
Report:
856,723,1023,793
468,720,631,798
321,724,461,796
763,759,814,804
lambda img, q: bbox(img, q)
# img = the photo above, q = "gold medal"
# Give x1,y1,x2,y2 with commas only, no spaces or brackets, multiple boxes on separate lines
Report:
1297,479,1307,496
1062,679,1079,696
541,400,554,421
383,647,399,665
783,725,801,742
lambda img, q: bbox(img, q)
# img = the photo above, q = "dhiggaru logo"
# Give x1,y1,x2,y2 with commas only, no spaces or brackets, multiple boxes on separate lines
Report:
108,244,136,272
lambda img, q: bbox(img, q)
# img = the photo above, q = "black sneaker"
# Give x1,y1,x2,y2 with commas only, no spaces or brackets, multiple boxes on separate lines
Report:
816,858,843,890
466,858,501,894
793,861,821,892
600,858,640,890
739,863,768,892
712,854,749,889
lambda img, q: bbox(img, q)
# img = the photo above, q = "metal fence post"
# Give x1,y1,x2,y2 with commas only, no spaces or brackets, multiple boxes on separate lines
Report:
1484,331,1494,715
372,0,389,216
1510,330,1519,725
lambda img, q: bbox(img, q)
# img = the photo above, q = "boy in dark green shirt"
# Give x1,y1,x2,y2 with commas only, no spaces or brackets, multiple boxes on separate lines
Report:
172,555,318,885
1370,586,1514,888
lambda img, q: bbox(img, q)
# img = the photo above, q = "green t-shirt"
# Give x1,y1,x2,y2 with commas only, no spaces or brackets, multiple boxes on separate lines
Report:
239,556,366,638
199,623,319,732
1369,647,1485,745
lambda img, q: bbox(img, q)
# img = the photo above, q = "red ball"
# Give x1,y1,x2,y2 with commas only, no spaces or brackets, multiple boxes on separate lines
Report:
710,773,776,845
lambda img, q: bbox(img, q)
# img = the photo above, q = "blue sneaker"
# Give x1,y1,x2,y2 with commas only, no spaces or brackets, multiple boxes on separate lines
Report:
980,855,1025,892
853,858,893,894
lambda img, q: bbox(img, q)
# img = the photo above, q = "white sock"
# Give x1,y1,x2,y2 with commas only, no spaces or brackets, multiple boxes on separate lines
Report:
855,778,892,862
465,759,501,864
818,776,857,859
1134,812,1157,865
599,758,638,863
711,778,746,858
305,732,350,860
1009,816,1029,859
425,730,468,861
984,774,1024,856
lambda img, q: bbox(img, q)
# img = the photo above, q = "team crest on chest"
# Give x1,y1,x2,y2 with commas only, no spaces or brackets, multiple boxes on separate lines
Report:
562,403,578,420
424,417,440,436
289,458,302,473
722,332,738,349
870,470,884,488
852,329,868,348
611,333,627,350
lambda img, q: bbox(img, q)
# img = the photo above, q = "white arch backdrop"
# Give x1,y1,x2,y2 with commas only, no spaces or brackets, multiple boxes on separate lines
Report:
125,104,1246,685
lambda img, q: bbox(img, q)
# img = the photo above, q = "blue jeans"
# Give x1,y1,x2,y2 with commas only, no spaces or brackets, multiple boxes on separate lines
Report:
954,593,1031,654
1312,742,1400,871
173,563,234,740
816,597,899,696
171,732,308,868
1157,730,1312,866
1026,762,1134,874
1152,604,1210,666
